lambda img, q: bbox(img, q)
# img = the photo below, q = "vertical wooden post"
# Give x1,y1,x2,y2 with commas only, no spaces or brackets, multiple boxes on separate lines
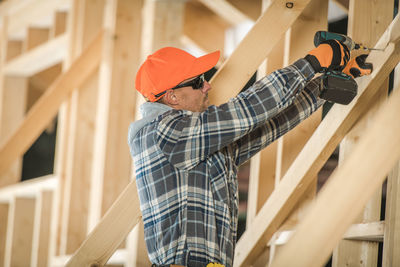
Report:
31,190,53,267
382,66,400,266
0,16,27,187
125,0,185,265
4,197,36,267
24,27,50,51
58,0,105,255
0,203,9,266
332,1,393,266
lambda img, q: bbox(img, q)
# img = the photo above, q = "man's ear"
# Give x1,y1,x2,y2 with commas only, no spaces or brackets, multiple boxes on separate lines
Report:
163,90,178,106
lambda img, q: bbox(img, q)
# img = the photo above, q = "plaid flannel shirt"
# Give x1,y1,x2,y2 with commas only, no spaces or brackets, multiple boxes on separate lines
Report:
128,59,324,267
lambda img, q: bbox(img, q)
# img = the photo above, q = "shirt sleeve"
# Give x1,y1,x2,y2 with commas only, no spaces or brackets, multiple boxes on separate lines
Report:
156,59,317,170
231,76,324,167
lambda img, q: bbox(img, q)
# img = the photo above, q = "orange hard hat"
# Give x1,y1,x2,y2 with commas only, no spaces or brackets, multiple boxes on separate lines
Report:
135,47,220,102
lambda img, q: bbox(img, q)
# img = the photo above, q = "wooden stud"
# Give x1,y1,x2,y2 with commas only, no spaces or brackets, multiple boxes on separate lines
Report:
226,0,262,21
58,0,105,255
0,76,28,187
24,27,50,51
52,11,68,38
4,197,36,267
383,161,400,266
4,33,67,77
183,1,229,56
0,203,9,266
269,84,400,267
5,40,23,62
332,1,393,266
233,16,400,266
198,0,252,25
0,31,104,176
31,190,53,267
65,179,141,267
88,0,143,232
208,0,312,105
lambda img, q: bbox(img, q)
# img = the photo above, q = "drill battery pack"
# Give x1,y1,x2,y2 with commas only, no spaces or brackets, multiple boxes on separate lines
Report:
320,71,358,105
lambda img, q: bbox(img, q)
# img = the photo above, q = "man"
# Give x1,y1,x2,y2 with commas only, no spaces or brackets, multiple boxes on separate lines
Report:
128,40,372,267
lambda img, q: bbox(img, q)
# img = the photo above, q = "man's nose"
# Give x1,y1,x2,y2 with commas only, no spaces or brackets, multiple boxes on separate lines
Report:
202,81,212,93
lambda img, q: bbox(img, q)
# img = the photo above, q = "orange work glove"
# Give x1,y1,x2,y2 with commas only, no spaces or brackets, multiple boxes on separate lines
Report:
305,39,350,73
343,54,373,78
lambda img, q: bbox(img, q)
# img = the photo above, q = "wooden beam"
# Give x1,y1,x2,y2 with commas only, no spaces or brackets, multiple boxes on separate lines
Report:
59,0,104,255
88,0,142,232
4,33,67,76
198,0,252,25
0,203,9,266
269,84,400,267
25,27,50,51
31,190,53,267
0,175,57,202
0,76,28,187
332,1,393,265
209,0,312,105
270,221,385,246
183,1,229,56
4,197,36,267
383,100,400,267
233,15,400,266
0,30,104,176
5,40,23,62
6,0,70,39
66,179,141,267
227,0,262,21
51,11,68,38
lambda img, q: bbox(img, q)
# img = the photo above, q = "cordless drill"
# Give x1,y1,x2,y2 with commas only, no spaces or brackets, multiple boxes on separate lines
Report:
313,31,373,105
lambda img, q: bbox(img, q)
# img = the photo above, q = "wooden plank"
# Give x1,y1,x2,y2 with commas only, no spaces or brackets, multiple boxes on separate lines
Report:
198,0,252,25
0,76,28,188
59,0,105,255
4,33,67,76
88,0,142,232
25,27,50,51
332,1,393,265
0,175,57,202
233,16,400,266
31,190,53,267
209,0,312,105
51,11,67,37
343,221,384,242
269,84,400,267
0,203,9,266
383,160,400,266
183,1,229,56
0,30,104,176
5,40,23,62
6,0,70,39
4,197,36,267
66,179,141,267
227,0,262,21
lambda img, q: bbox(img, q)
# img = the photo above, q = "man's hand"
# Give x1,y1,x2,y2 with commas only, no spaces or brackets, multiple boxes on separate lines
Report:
343,54,373,78
305,39,350,73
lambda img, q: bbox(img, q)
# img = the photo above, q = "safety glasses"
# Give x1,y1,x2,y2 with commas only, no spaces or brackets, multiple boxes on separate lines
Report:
171,74,205,90
154,74,205,99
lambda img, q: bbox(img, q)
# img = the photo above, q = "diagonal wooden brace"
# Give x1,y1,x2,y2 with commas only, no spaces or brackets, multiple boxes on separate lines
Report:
233,14,400,267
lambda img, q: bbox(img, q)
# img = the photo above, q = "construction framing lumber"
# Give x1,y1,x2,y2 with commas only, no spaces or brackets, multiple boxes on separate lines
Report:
333,1,393,265
0,30,104,176
198,0,252,25
233,15,400,266
270,83,400,267
209,0,312,105
0,203,8,265
4,33,67,76
5,0,70,39
66,179,141,267
383,159,400,265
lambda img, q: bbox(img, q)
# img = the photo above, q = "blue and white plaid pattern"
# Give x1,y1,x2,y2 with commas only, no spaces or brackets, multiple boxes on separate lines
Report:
128,59,324,267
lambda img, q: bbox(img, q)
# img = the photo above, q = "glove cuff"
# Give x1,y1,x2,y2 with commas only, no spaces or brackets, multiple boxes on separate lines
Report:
304,54,323,73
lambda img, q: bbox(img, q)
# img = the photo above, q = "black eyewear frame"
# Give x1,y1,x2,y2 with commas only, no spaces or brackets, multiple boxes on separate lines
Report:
154,74,205,98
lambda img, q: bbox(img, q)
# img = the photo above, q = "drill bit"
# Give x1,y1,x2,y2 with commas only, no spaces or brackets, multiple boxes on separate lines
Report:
355,43,384,51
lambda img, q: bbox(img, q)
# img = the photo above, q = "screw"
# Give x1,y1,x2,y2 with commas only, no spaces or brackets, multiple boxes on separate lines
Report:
286,2,294,8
